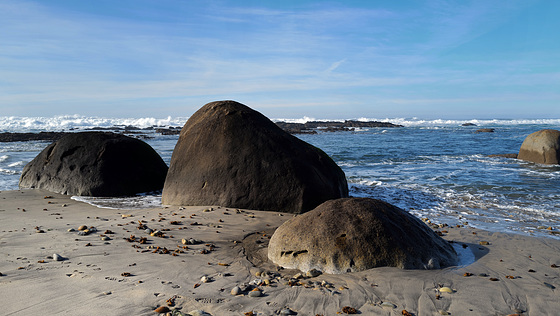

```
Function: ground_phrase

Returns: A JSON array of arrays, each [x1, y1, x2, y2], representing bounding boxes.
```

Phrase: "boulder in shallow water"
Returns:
[[268, 198, 457, 274], [19, 132, 168, 196], [162, 100, 348, 213], [518, 129, 560, 165]]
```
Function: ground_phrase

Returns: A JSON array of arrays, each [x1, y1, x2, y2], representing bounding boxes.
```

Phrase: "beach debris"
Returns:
[[53, 253, 64, 261], [551, 264, 559, 268], [489, 278, 499, 281], [479, 241, 490, 245], [341, 306, 358, 314], [439, 286, 454, 293], [439, 310, 450, 315], [187, 310, 210, 316], [121, 272, 132, 277], [154, 305, 170, 313], [463, 272, 473, 277], [231, 286, 241, 296], [401, 310, 413, 316]]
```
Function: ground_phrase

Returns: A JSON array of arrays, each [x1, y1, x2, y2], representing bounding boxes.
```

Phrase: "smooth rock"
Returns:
[[248, 289, 262, 297], [154, 306, 170, 313], [268, 198, 458, 274], [280, 308, 296, 315], [187, 310, 210, 316], [230, 286, 241, 295], [53, 253, 64, 261], [78, 225, 87, 231], [161, 100, 348, 213], [306, 269, 322, 277], [518, 129, 560, 165]]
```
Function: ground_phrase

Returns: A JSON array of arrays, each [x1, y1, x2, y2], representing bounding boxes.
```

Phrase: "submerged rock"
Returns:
[[162, 100, 348, 213], [268, 198, 458, 274]]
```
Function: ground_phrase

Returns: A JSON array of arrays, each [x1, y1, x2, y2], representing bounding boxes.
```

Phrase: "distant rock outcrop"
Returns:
[[276, 120, 403, 134], [268, 198, 457, 274], [162, 100, 349, 213], [476, 128, 495, 133], [518, 129, 560, 165], [19, 132, 168, 196]]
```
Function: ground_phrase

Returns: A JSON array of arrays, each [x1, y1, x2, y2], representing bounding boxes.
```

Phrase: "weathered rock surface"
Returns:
[[268, 198, 457, 274], [518, 129, 560, 165], [19, 132, 168, 196], [162, 100, 348, 213]]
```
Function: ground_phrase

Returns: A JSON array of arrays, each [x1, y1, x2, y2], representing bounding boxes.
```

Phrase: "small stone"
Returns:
[[101, 236, 111, 241], [341, 306, 358, 314], [439, 287, 454, 293], [293, 273, 304, 279], [200, 275, 211, 283], [544, 282, 556, 289], [78, 225, 87, 231], [306, 269, 322, 278], [231, 286, 241, 295], [479, 241, 490, 245], [380, 302, 397, 309], [188, 310, 210, 316], [248, 289, 262, 297], [103, 291, 112, 295], [439, 310, 450, 315], [280, 308, 296, 315], [67, 228, 75, 232], [53, 253, 64, 261]]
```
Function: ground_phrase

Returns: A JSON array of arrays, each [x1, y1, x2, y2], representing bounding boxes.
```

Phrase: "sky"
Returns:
[[0, 0, 559, 120]]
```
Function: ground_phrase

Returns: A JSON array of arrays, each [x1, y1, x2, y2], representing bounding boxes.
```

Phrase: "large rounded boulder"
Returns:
[[268, 198, 457, 274], [162, 100, 348, 213], [19, 132, 168, 196], [518, 129, 560, 165]]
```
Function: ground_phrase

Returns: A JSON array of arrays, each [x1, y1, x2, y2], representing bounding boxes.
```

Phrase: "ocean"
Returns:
[[1, 115, 560, 239]]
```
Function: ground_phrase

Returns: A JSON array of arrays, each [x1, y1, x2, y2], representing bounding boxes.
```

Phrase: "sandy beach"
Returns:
[[1, 189, 559, 315]]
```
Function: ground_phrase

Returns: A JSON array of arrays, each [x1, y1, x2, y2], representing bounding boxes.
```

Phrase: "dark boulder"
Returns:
[[476, 128, 495, 133], [518, 129, 560, 165], [268, 198, 458, 274], [162, 100, 348, 213], [19, 132, 168, 196]]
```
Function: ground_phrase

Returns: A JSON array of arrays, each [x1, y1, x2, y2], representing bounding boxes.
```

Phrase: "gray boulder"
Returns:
[[268, 198, 457, 274], [162, 100, 348, 213], [19, 132, 168, 196], [518, 129, 560, 165]]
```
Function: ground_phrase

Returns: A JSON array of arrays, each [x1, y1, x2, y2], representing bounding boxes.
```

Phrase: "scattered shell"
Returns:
[[381, 302, 397, 309], [231, 286, 241, 295], [53, 253, 64, 261], [154, 306, 170, 313], [439, 287, 454, 293], [248, 289, 262, 297]]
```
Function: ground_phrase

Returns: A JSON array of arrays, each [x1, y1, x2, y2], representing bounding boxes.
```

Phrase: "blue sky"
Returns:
[[1, 0, 559, 119]]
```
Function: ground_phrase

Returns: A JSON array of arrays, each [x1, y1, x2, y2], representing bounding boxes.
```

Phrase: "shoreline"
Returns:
[[1, 189, 559, 315]]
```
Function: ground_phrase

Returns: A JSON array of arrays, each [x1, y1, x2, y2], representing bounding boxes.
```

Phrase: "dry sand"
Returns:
[[1, 189, 559, 315]]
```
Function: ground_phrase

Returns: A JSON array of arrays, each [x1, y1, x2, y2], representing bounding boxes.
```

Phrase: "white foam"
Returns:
[[71, 195, 162, 209]]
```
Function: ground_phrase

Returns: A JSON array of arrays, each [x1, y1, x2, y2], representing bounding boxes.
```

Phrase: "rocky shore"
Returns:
[[275, 120, 403, 134]]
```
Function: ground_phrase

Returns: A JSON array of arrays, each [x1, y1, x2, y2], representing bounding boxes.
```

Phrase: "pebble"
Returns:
[[544, 282, 556, 289], [439, 287, 454, 293], [101, 236, 111, 241], [187, 310, 210, 316], [231, 286, 241, 295], [439, 310, 450, 315], [380, 302, 397, 309], [53, 253, 64, 261], [78, 225, 87, 231], [145, 228, 153, 234], [306, 269, 322, 278], [200, 275, 211, 283], [248, 289, 262, 297], [67, 228, 76, 232]]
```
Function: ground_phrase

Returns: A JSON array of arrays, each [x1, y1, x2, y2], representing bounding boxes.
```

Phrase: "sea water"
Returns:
[[1, 115, 560, 239]]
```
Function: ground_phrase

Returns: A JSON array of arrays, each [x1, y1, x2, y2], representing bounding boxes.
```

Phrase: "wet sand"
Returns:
[[1, 189, 559, 315]]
